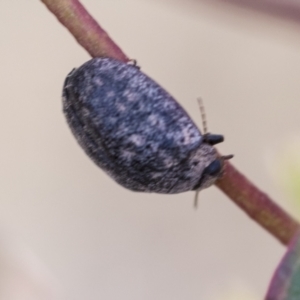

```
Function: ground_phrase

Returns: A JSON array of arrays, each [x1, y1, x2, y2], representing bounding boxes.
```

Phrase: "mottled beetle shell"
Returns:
[[63, 58, 219, 193]]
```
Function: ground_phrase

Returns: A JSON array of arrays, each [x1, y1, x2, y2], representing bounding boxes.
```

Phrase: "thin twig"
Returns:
[[41, 0, 128, 61], [40, 0, 300, 245], [216, 161, 300, 245], [221, 0, 300, 22]]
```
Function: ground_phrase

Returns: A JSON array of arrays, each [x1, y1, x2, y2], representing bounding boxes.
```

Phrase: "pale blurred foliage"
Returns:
[[266, 136, 300, 215], [0, 229, 59, 300], [209, 281, 258, 300]]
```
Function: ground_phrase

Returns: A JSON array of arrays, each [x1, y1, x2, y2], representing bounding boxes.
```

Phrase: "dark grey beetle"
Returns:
[[63, 57, 232, 194]]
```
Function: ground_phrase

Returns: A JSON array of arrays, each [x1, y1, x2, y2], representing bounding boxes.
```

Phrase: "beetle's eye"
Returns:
[[204, 134, 224, 146], [203, 159, 222, 176], [192, 159, 223, 191]]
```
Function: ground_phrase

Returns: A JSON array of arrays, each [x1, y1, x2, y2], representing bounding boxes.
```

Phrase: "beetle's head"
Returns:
[[193, 133, 233, 191]]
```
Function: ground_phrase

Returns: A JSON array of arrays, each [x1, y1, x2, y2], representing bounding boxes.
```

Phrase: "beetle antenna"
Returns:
[[194, 189, 200, 209], [197, 97, 208, 134], [194, 98, 208, 209]]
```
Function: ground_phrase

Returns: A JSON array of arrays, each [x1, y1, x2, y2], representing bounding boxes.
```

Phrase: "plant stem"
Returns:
[[41, 0, 128, 61], [40, 0, 300, 246], [216, 161, 300, 245], [224, 0, 300, 21]]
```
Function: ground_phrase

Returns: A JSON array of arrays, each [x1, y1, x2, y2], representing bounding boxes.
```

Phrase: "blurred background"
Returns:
[[1, 0, 300, 299]]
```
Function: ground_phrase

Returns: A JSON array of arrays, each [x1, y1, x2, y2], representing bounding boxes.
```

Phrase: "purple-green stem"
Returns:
[[216, 161, 299, 245], [40, 0, 128, 61], [41, 0, 300, 246]]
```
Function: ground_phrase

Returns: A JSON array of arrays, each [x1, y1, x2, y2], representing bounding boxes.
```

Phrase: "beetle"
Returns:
[[62, 57, 232, 195]]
